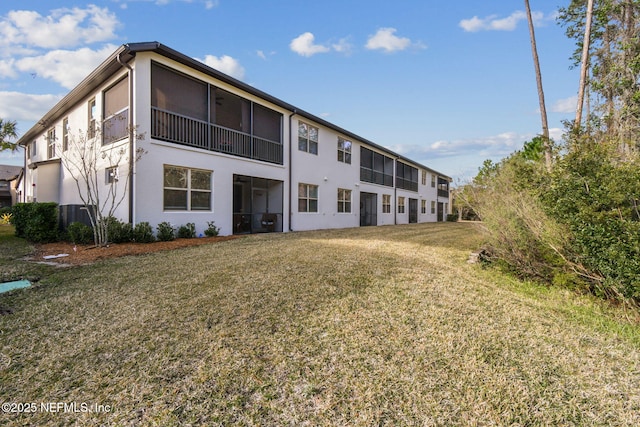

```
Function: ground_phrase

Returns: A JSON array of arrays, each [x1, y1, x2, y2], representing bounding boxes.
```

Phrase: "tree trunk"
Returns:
[[524, 0, 552, 170], [575, 0, 594, 131]]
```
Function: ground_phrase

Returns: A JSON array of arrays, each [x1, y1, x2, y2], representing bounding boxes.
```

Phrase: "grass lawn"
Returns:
[[1, 222, 639, 426]]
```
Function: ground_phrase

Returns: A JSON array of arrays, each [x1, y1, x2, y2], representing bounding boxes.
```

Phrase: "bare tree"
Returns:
[[575, 0, 595, 130], [524, 0, 552, 170], [60, 121, 144, 246]]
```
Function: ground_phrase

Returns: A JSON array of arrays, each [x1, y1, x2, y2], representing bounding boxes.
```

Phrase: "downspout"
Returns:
[[288, 109, 297, 232], [22, 146, 26, 203], [394, 156, 398, 225], [117, 50, 134, 225]]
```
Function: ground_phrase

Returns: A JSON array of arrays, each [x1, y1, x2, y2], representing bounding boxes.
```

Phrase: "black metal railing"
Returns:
[[151, 108, 283, 165]]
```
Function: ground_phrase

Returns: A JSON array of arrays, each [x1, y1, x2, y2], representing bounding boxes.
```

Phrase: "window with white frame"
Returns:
[[431, 200, 436, 214], [62, 117, 69, 151], [88, 98, 96, 139], [103, 76, 129, 144], [421, 169, 427, 186], [337, 188, 352, 213], [382, 194, 391, 213], [28, 141, 36, 158], [298, 122, 318, 155], [337, 137, 352, 164], [47, 128, 56, 159], [163, 165, 212, 211], [431, 174, 436, 188], [421, 199, 427, 214], [298, 183, 318, 212], [398, 196, 405, 214], [105, 166, 119, 184]]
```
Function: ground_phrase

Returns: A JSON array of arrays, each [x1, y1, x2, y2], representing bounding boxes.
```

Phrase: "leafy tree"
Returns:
[[559, 0, 640, 146], [0, 118, 18, 152]]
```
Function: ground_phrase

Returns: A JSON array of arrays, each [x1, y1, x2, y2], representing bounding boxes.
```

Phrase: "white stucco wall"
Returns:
[[21, 48, 451, 237]]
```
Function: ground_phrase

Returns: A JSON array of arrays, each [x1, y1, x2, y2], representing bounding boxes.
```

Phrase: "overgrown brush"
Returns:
[[459, 138, 640, 305]]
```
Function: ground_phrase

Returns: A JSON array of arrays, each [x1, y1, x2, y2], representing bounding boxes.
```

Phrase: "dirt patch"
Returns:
[[30, 235, 242, 265]]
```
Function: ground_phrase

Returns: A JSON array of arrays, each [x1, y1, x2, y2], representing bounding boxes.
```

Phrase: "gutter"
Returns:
[[288, 110, 297, 232], [117, 49, 134, 225]]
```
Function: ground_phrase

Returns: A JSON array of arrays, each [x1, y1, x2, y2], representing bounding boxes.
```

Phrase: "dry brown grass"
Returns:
[[1, 222, 640, 426]]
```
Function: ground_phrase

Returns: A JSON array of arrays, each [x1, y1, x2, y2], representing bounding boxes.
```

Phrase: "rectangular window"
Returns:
[[337, 188, 352, 213], [421, 199, 426, 214], [431, 174, 436, 188], [105, 166, 119, 184], [103, 76, 129, 144], [47, 128, 56, 158], [88, 98, 96, 139], [360, 147, 394, 187], [28, 141, 36, 158], [382, 194, 391, 213], [298, 183, 318, 212], [337, 137, 352, 164], [421, 170, 427, 186], [163, 165, 212, 211], [431, 201, 436, 214], [398, 197, 405, 214], [298, 122, 318, 155], [47, 128, 56, 159], [62, 117, 69, 151]]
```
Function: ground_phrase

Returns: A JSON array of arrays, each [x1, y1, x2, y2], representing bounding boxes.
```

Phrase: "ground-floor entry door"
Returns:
[[233, 175, 283, 234], [409, 198, 418, 223], [360, 192, 377, 226], [437, 202, 444, 222]]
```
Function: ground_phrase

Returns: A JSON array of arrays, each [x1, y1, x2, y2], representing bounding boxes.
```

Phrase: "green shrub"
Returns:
[[10, 203, 29, 237], [156, 221, 175, 242], [133, 222, 155, 243], [204, 220, 220, 237], [67, 222, 93, 244], [177, 222, 196, 239], [541, 140, 640, 300], [446, 213, 459, 222], [11, 202, 59, 242], [102, 216, 133, 243]]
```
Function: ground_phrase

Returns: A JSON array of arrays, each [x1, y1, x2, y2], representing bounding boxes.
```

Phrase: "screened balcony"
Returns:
[[151, 62, 283, 165]]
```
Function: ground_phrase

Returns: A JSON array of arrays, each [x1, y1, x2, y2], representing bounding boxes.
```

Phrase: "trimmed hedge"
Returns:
[[11, 202, 59, 243]]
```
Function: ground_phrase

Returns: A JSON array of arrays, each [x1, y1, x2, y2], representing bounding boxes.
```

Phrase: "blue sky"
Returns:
[[0, 0, 579, 182]]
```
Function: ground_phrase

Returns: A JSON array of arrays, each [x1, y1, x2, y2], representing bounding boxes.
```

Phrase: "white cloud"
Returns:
[[0, 5, 120, 52], [113, 0, 219, 8], [15, 45, 118, 89], [290, 32, 331, 57], [332, 37, 353, 55], [365, 28, 413, 53], [459, 10, 546, 32], [200, 55, 246, 80], [387, 128, 564, 162], [552, 96, 577, 113], [0, 91, 62, 121]]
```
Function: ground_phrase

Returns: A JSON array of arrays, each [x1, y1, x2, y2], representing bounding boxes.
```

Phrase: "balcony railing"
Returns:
[[396, 177, 418, 192], [152, 107, 283, 165]]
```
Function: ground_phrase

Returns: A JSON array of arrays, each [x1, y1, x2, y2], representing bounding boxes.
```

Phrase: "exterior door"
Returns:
[[408, 198, 418, 223], [437, 202, 444, 222], [360, 192, 377, 226]]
